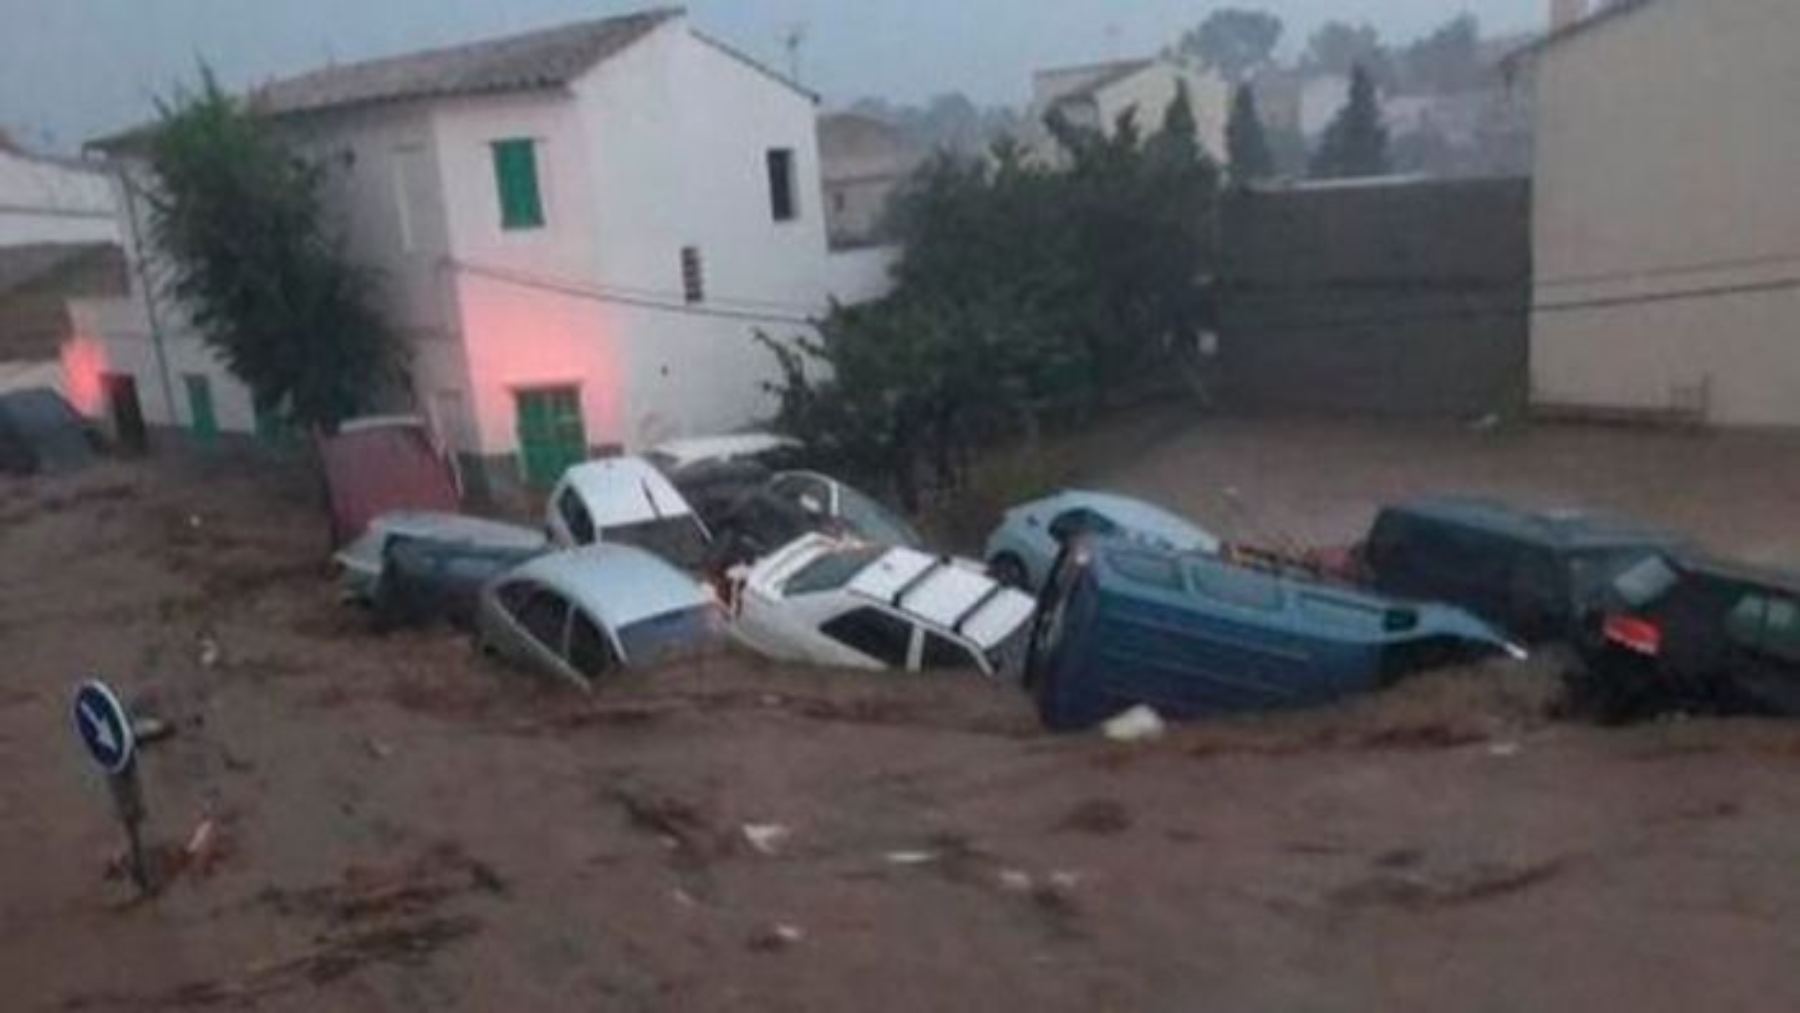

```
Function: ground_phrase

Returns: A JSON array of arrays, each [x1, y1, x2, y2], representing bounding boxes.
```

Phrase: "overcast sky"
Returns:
[[1, 0, 1542, 151]]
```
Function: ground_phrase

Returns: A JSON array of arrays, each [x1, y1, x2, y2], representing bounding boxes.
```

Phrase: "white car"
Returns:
[[984, 490, 1222, 592], [546, 456, 713, 572], [730, 534, 1037, 678]]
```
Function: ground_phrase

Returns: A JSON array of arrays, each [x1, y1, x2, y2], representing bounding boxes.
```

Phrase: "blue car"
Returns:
[[1026, 538, 1525, 731], [984, 490, 1222, 593]]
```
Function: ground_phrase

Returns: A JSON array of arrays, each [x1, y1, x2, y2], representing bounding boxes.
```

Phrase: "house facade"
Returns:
[[817, 112, 920, 249], [1524, 0, 1800, 426], [74, 10, 843, 488], [1026, 58, 1229, 166], [0, 140, 119, 247]]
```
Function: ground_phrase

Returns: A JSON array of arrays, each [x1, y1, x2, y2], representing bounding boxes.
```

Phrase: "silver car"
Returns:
[[983, 490, 1222, 592], [476, 545, 723, 690]]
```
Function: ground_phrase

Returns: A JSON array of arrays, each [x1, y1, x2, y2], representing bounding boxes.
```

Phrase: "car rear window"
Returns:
[[838, 485, 923, 548], [1612, 556, 1679, 609], [784, 545, 886, 596], [1106, 548, 1185, 592]]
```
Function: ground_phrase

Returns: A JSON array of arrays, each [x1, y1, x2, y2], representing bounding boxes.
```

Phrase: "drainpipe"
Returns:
[[113, 163, 179, 431]]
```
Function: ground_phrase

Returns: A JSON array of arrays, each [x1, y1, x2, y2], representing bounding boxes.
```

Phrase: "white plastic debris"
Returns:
[[1102, 705, 1166, 743], [884, 850, 939, 866], [749, 922, 805, 951], [997, 869, 1035, 894], [742, 823, 792, 856], [197, 635, 221, 669], [1488, 741, 1522, 759], [1047, 870, 1082, 891]]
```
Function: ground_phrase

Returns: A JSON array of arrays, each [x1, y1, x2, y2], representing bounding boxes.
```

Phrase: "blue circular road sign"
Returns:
[[73, 680, 135, 775]]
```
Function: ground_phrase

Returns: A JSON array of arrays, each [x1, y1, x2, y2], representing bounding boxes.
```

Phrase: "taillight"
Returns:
[[1603, 614, 1662, 657]]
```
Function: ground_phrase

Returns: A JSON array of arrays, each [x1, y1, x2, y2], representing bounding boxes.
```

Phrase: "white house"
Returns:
[[75, 9, 845, 490], [0, 139, 119, 248], [817, 112, 921, 249], [1025, 57, 1230, 166], [1518, 0, 1800, 426]]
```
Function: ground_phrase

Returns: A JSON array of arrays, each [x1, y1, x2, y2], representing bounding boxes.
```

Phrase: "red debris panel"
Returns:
[[318, 419, 459, 545]]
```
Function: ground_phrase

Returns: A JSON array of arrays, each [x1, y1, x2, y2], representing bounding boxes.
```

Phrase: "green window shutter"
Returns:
[[184, 374, 218, 443], [492, 139, 545, 230]]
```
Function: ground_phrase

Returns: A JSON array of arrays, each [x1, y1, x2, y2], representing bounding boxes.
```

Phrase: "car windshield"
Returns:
[[837, 485, 923, 547], [604, 517, 711, 572], [783, 544, 886, 596], [1612, 556, 1680, 609]]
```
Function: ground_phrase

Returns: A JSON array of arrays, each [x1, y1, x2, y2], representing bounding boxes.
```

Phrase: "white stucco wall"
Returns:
[[824, 245, 900, 306], [1530, 0, 1800, 426], [1093, 63, 1230, 164], [0, 148, 119, 246]]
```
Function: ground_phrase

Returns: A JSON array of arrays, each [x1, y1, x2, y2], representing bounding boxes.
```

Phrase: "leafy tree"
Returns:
[[1398, 14, 1483, 94], [1226, 84, 1276, 185], [143, 69, 403, 431], [1309, 65, 1391, 179], [1178, 8, 1284, 82], [760, 89, 1219, 506], [1304, 21, 1392, 83]]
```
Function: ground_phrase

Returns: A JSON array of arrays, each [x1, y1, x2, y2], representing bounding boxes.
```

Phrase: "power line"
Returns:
[[446, 259, 822, 327]]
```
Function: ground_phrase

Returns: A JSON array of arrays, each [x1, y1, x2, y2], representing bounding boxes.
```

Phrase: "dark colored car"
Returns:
[[1570, 553, 1800, 721], [711, 471, 925, 570], [1026, 537, 1524, 732], [1358, 497, 1683, 643], [370, 534, 545, 633]]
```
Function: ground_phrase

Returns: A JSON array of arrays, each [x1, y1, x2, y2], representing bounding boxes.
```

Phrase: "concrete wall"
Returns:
[[0, 148, 118, 246], [1093, 63, 1230, 162], [818, 113, 918, 247], [823, 244, 901, 306], [1530, 0, 1800, 426], [1220, 177, 1531, 418]]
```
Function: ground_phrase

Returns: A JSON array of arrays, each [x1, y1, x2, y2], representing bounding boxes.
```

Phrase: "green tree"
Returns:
[[143, 68, 403, 432], [760, 88, 1219, 506], [1226, 84, 1276, 185], [1177, 8, 1284, 82], [1309, 65, 1391, 179], [1304, 21, 1392, 84]]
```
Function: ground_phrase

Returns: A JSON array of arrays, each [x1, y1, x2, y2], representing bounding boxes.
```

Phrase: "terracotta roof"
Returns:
[[249, 8, 681, 117]]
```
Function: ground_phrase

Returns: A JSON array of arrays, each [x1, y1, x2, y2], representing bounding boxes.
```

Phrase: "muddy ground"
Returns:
[[4, 418, 1800, 1012]]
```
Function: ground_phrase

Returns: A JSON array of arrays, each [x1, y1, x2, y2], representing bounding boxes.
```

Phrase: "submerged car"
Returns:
[[1027, 538, 1525, 731], [1570, 552, 1800, 721], [546, 456, 713, 572], [370, 534, 546, 633], [336, 511, 547, 600], [476, 545, 723, 690], [712, 471, 926, 569], [1355, 496, 1683, 643], [730, 534, 1036, 677], [984, 490, 1222, 592]]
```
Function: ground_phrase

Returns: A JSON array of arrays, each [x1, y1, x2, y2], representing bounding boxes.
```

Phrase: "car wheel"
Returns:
[[989, 553, 1030, 591]]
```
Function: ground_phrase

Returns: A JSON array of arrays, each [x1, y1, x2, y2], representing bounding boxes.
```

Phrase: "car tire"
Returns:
[[989, 553, 1030, 591]]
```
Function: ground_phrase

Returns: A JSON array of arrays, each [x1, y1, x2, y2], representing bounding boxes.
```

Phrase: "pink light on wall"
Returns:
[[60, 334, 111, 417]]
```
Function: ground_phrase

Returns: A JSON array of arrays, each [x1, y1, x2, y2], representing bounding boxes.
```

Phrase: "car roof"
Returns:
[[649, 433, 798, 469], [1381, 496, 1678, 552], [506, 544, 710, 628], [562, 456, 696, 527], [846, 545, 1036, 649], [1040, 490, 1221, 551]]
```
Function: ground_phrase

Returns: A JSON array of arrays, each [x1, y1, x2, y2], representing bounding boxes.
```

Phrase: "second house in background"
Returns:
[[76, 9, 872, 497], [1025, 55, 1230, 165]]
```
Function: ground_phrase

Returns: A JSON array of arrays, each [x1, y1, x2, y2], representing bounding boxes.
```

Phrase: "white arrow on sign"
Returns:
[[78, 700, 117, 754]]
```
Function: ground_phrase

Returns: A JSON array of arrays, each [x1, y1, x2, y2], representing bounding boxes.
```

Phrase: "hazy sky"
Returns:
[[1, 0, 1542, 151]]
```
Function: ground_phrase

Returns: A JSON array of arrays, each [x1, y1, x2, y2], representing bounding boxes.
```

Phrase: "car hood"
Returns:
[[336, 511, 547, 576]]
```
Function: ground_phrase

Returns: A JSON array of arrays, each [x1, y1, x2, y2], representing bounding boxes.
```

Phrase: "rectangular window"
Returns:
[[681, 246, 704, 304], [183, 374, 217, 443], [766, 148, 797, 222], [392, 144, 427, 251], [491, 138, 545, 231]]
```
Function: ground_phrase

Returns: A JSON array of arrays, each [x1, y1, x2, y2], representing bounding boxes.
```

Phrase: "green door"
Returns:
[[516, 387, 587, 489], [184, 374, 218, 443]]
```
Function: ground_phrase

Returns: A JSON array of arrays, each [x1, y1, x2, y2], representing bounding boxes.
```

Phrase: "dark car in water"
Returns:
[[1026, 537, 1524, 732], [710, 471, 925, 570], [1570, 552, 1800, 721], [1356, 497, 1684, 643]]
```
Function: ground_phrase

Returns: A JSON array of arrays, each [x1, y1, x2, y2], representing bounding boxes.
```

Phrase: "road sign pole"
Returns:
[[107, 758, 148, 893]]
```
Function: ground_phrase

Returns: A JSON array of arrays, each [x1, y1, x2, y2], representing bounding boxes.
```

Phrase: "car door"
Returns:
[[492, 581, 575, 682], [566, 608, 620, 681], [1725, 594, 1800, 714]]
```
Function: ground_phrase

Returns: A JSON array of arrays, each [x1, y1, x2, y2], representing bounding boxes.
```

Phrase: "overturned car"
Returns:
[[1027, 537, 1526, 731]]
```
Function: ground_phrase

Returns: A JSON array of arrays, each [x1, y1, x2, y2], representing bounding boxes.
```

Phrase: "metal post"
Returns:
[[107, 759, 149, 893]]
